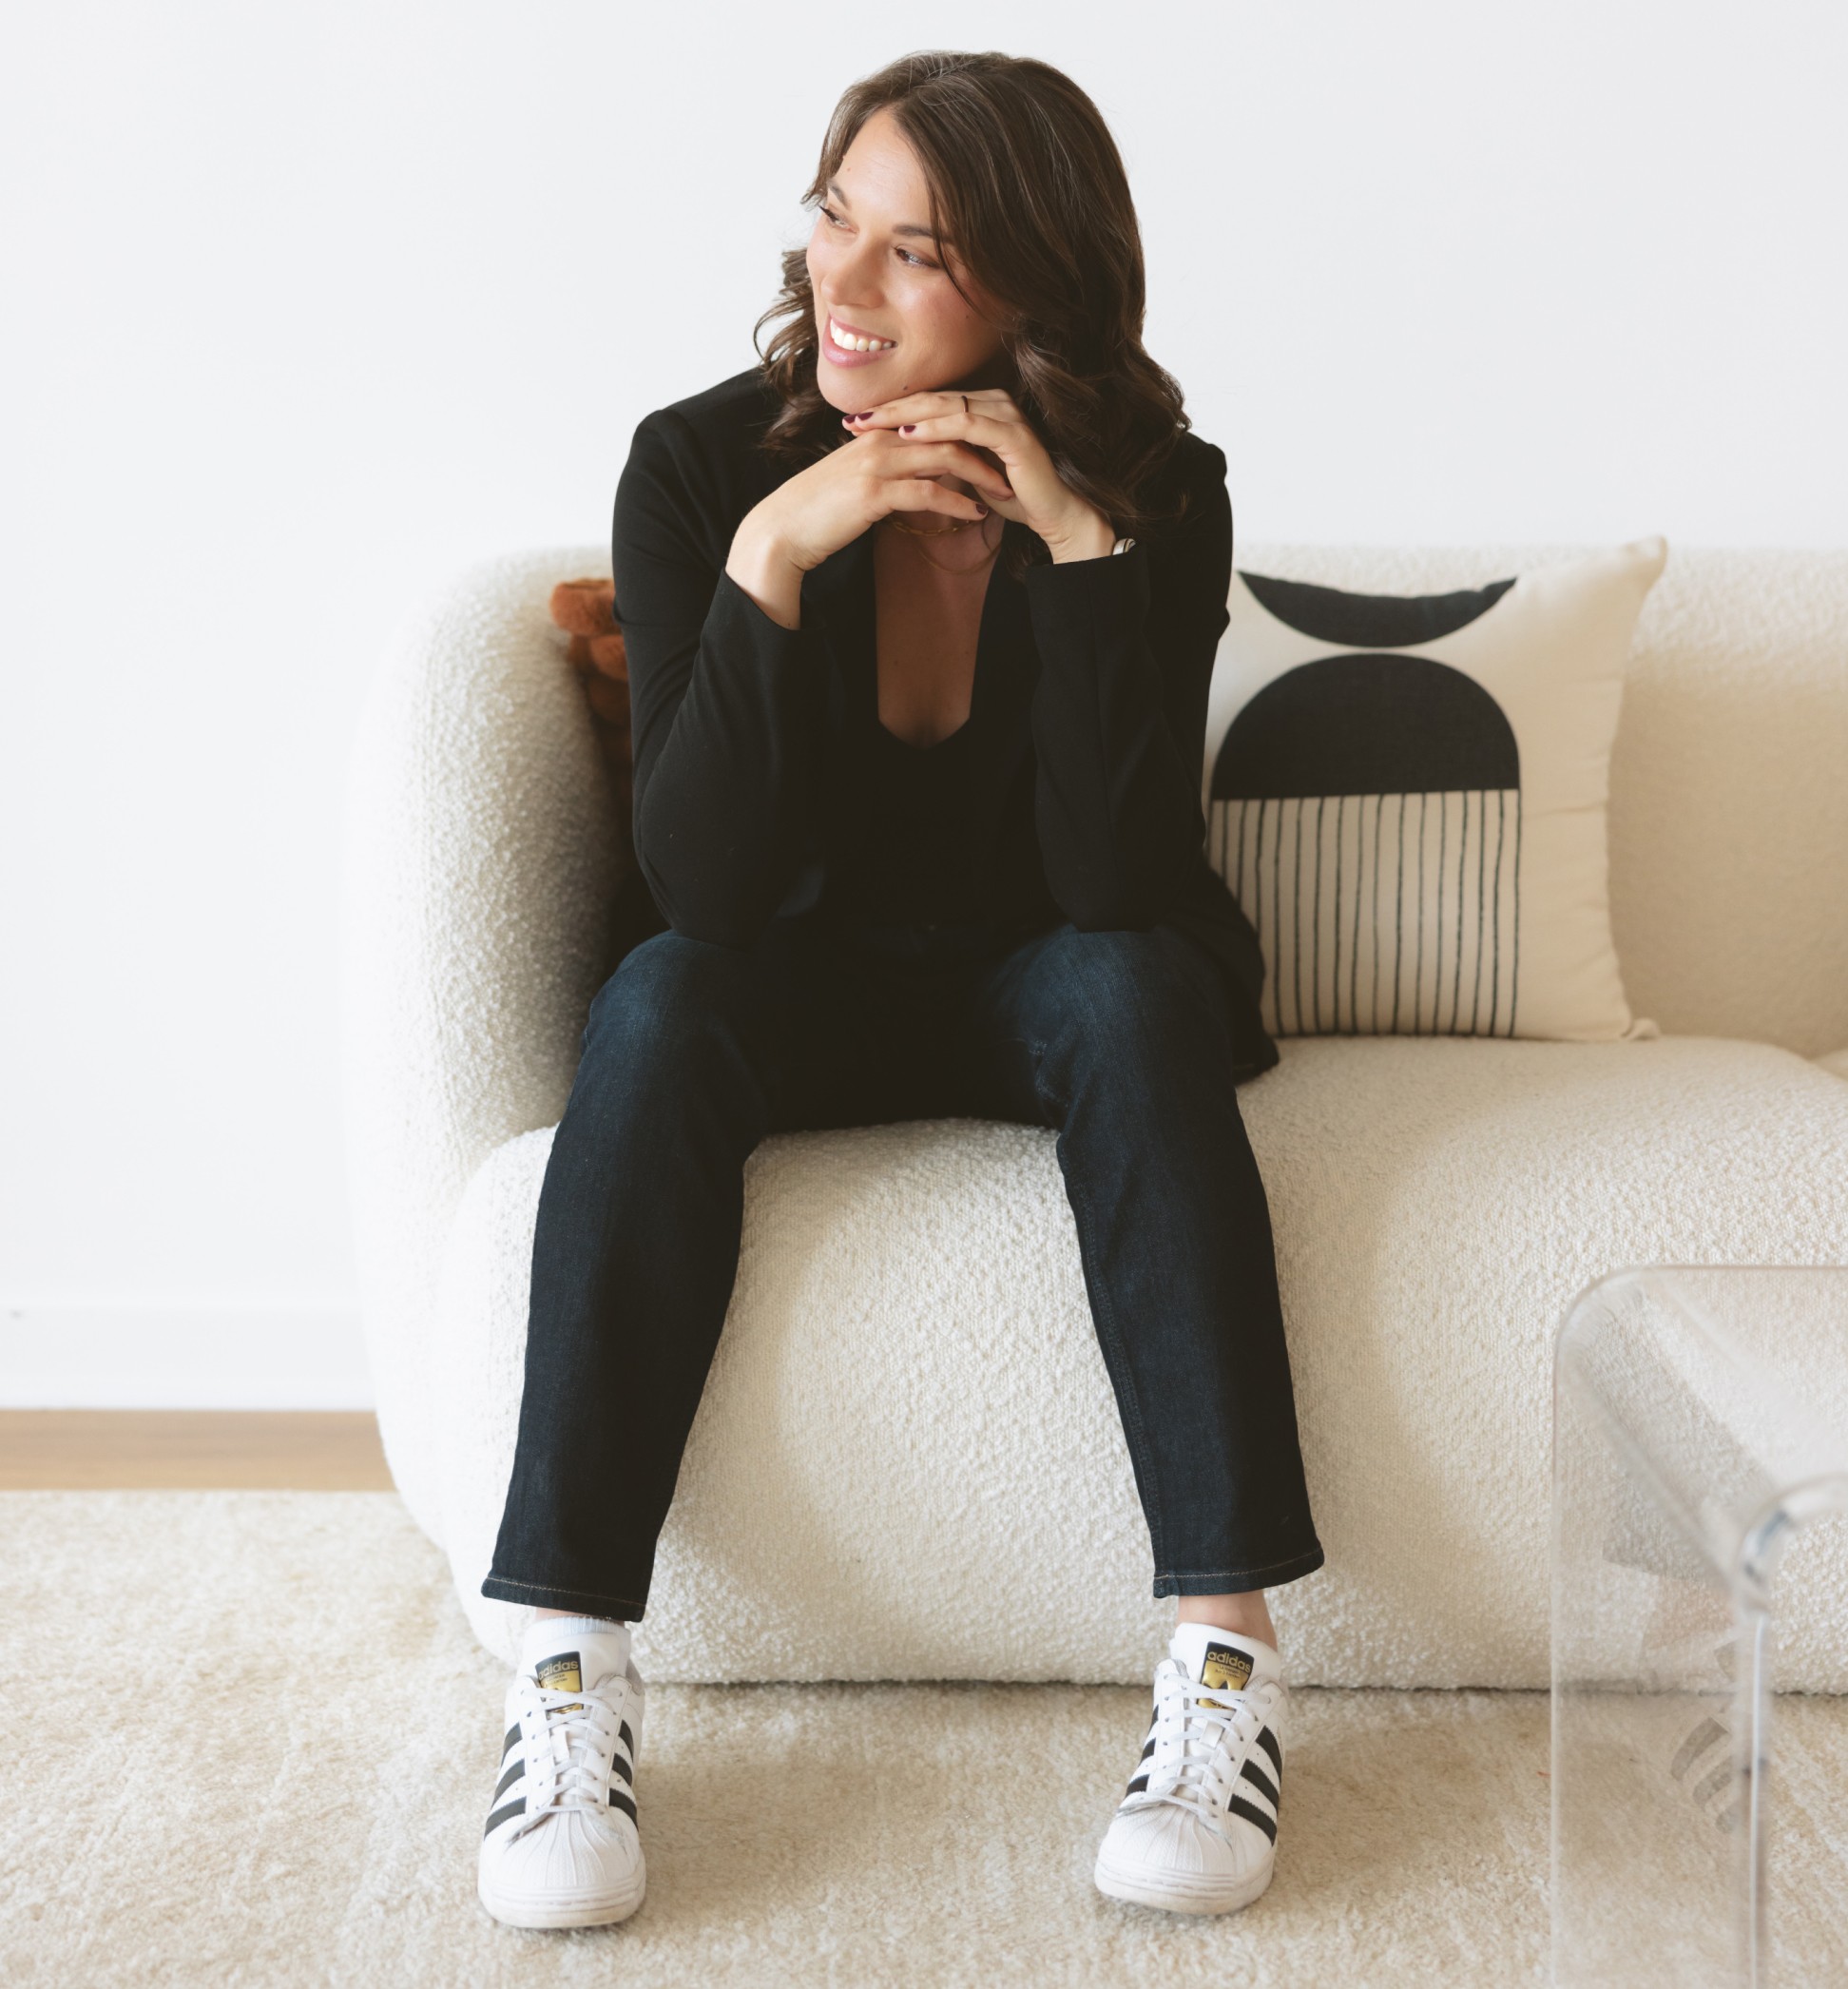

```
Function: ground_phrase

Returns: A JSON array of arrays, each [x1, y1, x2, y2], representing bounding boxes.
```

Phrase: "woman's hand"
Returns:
[[844, 389, 1116, 562], [725, 385, 1115, 628], [742, 417, 1016, 580], [730, 418, 1009, 626]]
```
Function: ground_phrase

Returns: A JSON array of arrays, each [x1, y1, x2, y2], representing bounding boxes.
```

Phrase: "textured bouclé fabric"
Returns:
[[341, 543, 1848, 1687]]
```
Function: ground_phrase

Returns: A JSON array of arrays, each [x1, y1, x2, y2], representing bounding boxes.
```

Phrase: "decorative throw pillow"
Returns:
[[1201, 538, 1667, 1044], [549, 576, 636, 860]]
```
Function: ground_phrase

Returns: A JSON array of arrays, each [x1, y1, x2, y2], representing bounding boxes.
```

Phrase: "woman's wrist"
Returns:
[[726, 511, 808, 630], [1043, 508, 1118, 564]]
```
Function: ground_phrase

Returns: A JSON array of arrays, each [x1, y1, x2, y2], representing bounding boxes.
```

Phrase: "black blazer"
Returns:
[[608, 366, 1280, 1083]]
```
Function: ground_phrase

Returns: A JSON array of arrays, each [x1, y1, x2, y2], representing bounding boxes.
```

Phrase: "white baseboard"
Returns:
[[0, 1303, 374, 1410]]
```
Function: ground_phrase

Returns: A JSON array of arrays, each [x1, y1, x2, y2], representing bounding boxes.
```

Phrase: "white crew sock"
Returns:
[[519, 1613, 631, 1690]]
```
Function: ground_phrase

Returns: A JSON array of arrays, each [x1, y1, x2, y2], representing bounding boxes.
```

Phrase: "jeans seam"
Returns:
[[1155, 1544, 1327, 1585], [482, 1574, 648, 1616], [1016, 1030, 1171, 1576]]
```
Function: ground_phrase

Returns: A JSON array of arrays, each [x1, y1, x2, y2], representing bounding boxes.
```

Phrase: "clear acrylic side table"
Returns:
[[1551, 1265, 1848, 1987]]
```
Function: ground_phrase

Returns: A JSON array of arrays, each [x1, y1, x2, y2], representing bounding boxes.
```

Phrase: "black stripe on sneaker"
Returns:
[[501, 1723, 522, 1761], [1254, 1724, 1282, 1777], [1228, 1792, 1278, 1844], [484, 1798, 526, 1837], [1138, 1738, 1155, 1764], [609, 1787, 638, 1825], [1125, 1773, 1149, 1796], [1240, 1757, 1280, 1810], [492, 1760, 525, 1805], [611, 1749, 633, 1786], [619, 1719, 635, 1757]]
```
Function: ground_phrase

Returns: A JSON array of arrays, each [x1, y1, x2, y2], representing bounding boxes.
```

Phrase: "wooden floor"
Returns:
[[0, 1411, 395, 1490]]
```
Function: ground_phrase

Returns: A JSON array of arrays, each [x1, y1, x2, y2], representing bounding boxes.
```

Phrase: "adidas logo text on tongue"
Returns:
[[534, 1651, 584, 1709], [1200, 1643, 1254, 1692]]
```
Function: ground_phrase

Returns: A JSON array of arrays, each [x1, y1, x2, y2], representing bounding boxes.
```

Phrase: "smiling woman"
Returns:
[[471, 48, 1325, 1938], [751, 57, 1203, 590]]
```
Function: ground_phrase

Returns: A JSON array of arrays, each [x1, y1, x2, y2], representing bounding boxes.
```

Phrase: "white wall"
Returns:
[[4, 3, 1844, 1407]]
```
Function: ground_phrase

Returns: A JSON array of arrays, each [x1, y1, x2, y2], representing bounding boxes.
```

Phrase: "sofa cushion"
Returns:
[[433, 1033, 1848, 1690]]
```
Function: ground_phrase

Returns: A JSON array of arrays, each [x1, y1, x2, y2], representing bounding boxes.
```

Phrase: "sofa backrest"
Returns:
[[1238, 544, 1848, 1059]]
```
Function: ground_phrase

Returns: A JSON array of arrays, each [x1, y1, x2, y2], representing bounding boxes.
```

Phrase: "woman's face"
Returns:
[[806, 106, 1009, 414]]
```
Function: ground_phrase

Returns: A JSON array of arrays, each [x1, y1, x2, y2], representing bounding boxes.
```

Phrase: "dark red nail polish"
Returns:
[[900, 424, 915, 434]]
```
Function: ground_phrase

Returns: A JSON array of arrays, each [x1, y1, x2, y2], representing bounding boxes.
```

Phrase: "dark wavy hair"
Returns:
[[751, 49, 1199, 584]]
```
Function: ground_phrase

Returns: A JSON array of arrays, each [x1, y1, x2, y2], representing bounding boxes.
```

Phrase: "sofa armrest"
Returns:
[[337, 545, 628, 1540]]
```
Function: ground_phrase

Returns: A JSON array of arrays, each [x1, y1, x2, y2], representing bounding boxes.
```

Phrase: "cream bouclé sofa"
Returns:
[[338, 543, 1848, 1690]]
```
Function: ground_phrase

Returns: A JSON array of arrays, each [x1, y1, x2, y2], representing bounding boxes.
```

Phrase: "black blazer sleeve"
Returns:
[[612, 408, 830, 949], [1019, 441, 1234, 929]]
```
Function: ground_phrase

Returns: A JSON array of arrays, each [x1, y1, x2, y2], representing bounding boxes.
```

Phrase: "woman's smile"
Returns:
[[820, 312, 900, 367]]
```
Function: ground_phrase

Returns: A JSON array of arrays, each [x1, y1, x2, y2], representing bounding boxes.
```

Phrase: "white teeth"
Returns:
[[831, 319, 895, 353]]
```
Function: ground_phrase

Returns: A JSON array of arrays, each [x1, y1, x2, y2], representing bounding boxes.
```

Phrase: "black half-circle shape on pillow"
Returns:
[[1241, 571, 1516, 648], [1212, 653, 1520, 800]]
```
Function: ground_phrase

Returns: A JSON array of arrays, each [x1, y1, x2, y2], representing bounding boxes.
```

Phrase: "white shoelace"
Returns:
[[508, 1678, 626, 1838], [1133, 1659, 1275, 1835]]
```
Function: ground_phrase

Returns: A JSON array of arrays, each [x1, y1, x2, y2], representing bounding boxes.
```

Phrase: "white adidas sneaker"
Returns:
[[1093, 1623, 1288, 1916], [477, 1615, 646, 1930]]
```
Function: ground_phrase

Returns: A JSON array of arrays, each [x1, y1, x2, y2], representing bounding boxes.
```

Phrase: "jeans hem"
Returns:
[[1151, 1540, 1327, 1596], [481, 1574, 649, 1622]]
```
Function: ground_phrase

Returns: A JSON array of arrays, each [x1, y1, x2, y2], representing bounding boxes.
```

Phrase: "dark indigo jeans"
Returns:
[[484, 910, 1325, 1622]]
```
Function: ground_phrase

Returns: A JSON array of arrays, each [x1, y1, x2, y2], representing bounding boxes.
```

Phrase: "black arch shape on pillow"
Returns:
[[1241, 570, 1516, 648], [1212, 652, 1519, 799]]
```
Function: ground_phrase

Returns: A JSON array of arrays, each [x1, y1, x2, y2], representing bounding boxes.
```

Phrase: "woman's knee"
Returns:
[[1035, 925, 1232, 1074], [583, 925, 784, 1072]]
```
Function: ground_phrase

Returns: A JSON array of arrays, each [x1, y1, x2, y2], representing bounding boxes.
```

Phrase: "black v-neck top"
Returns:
[[608, 365, 1280, 1082], [841, 688, 985, 927]]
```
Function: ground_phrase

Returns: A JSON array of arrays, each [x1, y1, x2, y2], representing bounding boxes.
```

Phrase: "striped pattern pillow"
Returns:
[[1201, 539, 1666, 1044]]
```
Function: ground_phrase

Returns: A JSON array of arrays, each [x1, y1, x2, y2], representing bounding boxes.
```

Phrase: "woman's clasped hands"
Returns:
[[842, 389, 1113, 561], [740, 386, 1116, 604]]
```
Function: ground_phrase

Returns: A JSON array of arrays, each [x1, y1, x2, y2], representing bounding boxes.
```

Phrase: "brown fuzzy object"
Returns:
[[549, 578, 634, 849]]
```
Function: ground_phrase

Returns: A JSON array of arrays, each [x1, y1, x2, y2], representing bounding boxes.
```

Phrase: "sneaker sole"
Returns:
[[476, 1864, 646, 1930], [1092, 1849, 1275, 1917]]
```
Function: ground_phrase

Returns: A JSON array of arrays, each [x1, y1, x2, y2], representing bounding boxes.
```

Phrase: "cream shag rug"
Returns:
[[4, 1493, 1845, 1987]]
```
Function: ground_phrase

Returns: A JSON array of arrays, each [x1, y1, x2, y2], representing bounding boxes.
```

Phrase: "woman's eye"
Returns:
[[818, 203, 936, 270]]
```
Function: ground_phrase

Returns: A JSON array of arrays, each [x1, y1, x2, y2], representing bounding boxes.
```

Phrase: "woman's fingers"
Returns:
[[844, 408, 1019, 457], [864, 436, 1013, 503], [844, 389, 1029, 431], [895, 422, 1019, 497], [886, 475, 988, 520], [846, 409, 1024, 500]]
